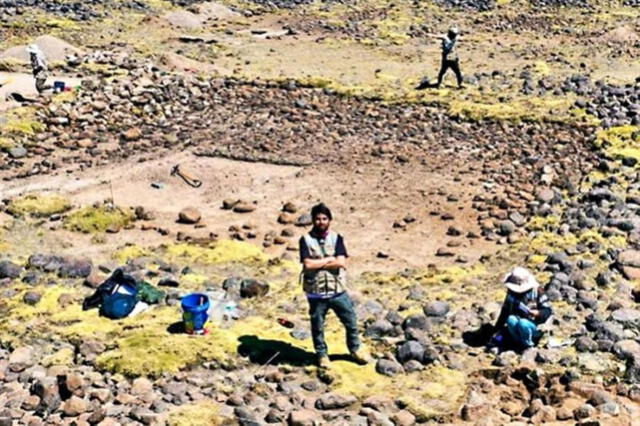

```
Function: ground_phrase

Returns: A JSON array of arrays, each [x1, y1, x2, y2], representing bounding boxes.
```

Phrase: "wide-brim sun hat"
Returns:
[[503, 266, 539, 293], [26, 44, 40, 54], [448, 26, 459, 35]]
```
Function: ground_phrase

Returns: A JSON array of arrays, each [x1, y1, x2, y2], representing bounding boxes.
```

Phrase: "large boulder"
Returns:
[[0, 35, 83, 64]]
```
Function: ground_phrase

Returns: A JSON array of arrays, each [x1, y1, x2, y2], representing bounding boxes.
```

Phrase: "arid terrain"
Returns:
[[0, 0, 639, 424]]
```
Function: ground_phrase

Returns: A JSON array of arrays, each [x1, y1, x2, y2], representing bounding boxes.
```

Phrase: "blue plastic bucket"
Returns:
[[53, 81, 65, 93], [181, 293, 210, 334]]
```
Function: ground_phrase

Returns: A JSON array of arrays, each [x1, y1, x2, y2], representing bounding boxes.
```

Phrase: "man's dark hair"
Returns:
[[311, 203, 333, 221]]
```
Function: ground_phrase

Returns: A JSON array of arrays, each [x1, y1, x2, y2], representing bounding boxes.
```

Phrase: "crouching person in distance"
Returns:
[[489, 267, 552, 350], [299, 203, 370, 370]]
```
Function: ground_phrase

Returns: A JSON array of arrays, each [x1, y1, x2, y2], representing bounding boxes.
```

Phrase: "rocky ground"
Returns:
[[1, 0, 640, 425]]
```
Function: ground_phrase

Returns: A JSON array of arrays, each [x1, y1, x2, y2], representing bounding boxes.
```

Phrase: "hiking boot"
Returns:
[[318, 366, 334, 384], [318, 356, 331, 369], [350, 349, 371, 365], [415, 78, 432, 90]]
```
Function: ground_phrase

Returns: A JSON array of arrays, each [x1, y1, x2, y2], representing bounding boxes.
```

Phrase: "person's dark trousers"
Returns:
[[308, 292, 360, 358], [436, 59, 463, 88]]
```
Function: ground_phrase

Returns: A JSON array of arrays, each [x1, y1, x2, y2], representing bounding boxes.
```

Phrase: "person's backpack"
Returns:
[[100, 287, 138, 319], [83, 269, 139, 318]]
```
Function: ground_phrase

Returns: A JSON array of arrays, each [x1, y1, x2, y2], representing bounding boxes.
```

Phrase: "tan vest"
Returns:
[[302, 231, 347, 295]]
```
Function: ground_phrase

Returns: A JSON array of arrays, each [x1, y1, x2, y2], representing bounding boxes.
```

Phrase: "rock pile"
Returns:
[[519, 72, 640, 128], [0, 0, 148, 21]]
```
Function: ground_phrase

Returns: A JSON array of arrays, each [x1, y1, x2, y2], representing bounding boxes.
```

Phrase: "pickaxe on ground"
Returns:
[[170, 164, 202, 188]]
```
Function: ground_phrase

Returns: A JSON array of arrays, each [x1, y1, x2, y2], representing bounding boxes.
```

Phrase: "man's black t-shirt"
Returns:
[[299, 233, 348, 263]]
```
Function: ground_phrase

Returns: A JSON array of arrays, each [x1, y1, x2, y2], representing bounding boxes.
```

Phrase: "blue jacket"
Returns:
[[494, 288, 552, 330]]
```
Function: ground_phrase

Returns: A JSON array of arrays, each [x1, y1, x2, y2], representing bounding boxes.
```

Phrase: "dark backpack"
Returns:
[[83, 269, 139, 318], [100, 289, 138, 319]]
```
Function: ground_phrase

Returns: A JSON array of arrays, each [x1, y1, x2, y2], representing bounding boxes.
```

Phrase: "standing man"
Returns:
[[299, 203, 369, 370], [416, 27, 464, 90], [26, 44, 49, 94]]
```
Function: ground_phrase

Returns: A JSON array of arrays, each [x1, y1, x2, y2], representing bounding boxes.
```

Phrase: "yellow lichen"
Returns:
[[7, 194, 72, 218], [64, 206, 134, 233]]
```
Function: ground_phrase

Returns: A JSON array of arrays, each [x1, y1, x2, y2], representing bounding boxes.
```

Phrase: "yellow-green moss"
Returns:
[[526, 215, 561, 232], [395, 366, 466, 421], [0, 137, 15, 152], [7, 194, 72, 218], [168, 401, 221, 426], [2, 107, 45, 135], [0, 59, 22, 72], [51, 91, 77, 104], [113, 245, 151, 264], [79, 62, 128, 76], [532, 61, 551, 76], [64, 206, 134, 233], [448, 96, 575, 123], [596, 125, 640, 161], [45, 18, 81, 30], [41, 348, 75, 367], [164, 240, 268, 265]]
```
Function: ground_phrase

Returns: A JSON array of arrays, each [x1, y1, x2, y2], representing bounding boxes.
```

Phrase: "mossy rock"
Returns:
[[64, 206, 134, 233], [0, 137, 16, 152], [7, 194, 72, 218]]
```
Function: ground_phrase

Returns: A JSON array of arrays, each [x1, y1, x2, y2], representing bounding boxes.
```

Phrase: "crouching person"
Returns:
[[489, 267, 552, 350], [299, 203, 369, 371]]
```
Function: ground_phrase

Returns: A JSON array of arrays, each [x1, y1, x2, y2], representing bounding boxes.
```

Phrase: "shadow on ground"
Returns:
[[237, 335, 317, 366], [462, 323, 494, 347]]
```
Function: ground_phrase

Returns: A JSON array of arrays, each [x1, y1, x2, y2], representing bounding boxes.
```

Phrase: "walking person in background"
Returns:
[[27, 44, 50, 94], [299, 203, 370, 373], [416, 26, 464, 90]]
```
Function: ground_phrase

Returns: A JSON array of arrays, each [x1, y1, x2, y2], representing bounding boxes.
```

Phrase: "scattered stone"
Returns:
[[423, 301, 450, 317], [375, 359, 403, 376], [222, 199, 240, 210], [315, 393, 357, 410], [295, 214, 312, 227], [63, 396, 88, 416], [233, 202, 256, 213], [240, 279, 269, 298], [0, 260, 22, 279], [23, 291, 42, 305], [178, 207, 201, 224], [282, 202, 298, 213], [288, 410, 316, 426]]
